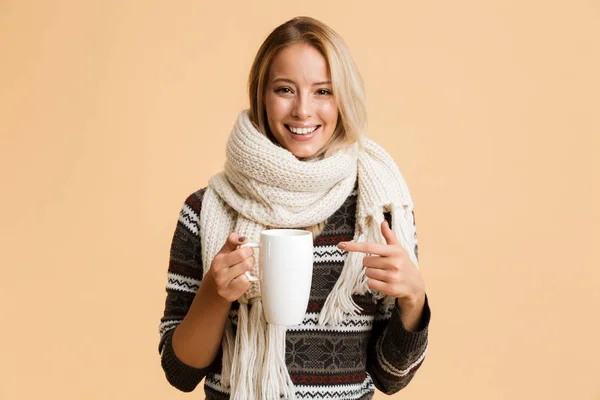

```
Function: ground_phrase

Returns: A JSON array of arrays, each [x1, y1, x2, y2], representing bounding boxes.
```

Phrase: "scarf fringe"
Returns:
[[221, 301, 293, 399], [249, 300, 267, 399], [318, 232, 365, 326], [263, 324, 295, 399]]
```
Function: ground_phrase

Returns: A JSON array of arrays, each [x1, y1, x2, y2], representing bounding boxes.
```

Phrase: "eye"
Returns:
[[275, 87, 293, 94], [316, 89, 332, 96]]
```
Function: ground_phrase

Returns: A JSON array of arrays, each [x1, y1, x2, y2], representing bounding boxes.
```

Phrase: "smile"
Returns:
[[285, 125, 320, 135]]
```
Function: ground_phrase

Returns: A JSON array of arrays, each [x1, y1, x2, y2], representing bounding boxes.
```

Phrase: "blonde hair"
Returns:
[[248, 16, 367, 160]]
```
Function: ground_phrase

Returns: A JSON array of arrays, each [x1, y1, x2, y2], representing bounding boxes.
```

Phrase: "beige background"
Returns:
[[1, 0, 599, 399]]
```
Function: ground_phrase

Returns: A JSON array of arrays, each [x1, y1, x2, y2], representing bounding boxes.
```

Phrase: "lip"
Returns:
[[286, 124, 320, 129], [284, 124, 321, 141]]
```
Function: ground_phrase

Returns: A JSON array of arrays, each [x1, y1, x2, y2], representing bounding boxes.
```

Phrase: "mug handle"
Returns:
[[239, 242, 260, 281]]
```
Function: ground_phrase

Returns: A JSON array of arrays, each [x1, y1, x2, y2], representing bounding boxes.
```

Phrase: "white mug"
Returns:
[[240, 229, 313, 326]]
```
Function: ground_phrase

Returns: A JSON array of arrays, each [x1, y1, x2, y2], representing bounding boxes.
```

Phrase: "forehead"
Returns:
[[268, 43, 331, 81]]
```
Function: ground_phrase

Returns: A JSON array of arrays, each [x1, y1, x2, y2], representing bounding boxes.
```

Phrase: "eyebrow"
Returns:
[[272, 78, 332, 86]]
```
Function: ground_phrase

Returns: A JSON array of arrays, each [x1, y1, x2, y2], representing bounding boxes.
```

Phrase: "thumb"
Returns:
[[381, 220, 399, 245], [219, 232, 247, 254]]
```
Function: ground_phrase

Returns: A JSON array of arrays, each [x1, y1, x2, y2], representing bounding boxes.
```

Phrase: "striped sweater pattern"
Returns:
[[159, 188, 430, 399]]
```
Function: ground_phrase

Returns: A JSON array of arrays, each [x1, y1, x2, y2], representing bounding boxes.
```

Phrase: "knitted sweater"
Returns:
[[158, 188, 430, 399]]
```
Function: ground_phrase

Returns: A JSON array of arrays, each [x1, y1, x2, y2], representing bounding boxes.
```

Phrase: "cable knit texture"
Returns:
[[199, 110, 419, 399]]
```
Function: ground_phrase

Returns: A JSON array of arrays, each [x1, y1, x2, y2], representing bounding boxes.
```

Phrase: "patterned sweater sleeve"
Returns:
[[158, 189, 211, 392], [365, 211, 431, 395]]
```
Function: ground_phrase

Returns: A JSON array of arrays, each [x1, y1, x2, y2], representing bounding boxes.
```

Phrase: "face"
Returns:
[[264, 43, 339, 159]]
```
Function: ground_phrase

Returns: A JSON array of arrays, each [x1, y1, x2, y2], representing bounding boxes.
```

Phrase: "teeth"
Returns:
[[288, 125, 318, 135]]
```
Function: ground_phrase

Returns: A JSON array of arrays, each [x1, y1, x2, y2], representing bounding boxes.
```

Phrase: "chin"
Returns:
[[288, 146, 319, 159]]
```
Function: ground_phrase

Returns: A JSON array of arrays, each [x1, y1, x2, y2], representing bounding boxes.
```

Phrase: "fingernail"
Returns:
[[238, 236, 247, 243], [338, 243, 346, 249]]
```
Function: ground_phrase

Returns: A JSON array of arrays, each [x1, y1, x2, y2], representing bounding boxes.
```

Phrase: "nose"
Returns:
[[292, 93, 312, 119]]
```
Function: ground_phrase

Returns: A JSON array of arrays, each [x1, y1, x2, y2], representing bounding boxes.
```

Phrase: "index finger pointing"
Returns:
[[337, 241, 395, 257]]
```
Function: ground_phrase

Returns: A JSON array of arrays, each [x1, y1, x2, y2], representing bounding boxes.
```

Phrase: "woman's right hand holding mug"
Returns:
[[208, 233, 255, 302]]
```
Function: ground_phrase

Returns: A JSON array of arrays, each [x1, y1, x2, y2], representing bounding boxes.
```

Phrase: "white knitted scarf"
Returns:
[[199, 110, 418, 399]]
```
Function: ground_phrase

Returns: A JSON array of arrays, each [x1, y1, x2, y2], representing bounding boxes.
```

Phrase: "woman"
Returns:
[[159, 16, 430, 400]]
